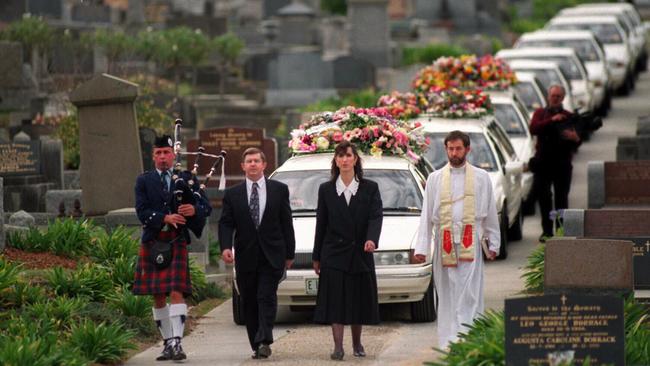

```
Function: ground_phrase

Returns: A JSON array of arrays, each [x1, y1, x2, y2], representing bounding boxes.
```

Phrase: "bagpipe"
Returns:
[[170, 118, 227, 213]]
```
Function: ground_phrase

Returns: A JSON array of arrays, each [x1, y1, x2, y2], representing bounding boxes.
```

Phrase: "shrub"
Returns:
[[402, 44, 470, 66], [521, 244, 545, 294], [0, 335, 87, 366], [7, 228, 49, 252], [55, 111, 80, 169], [46, 218, 95, 258], [22, 297, 87, 330], [90, 226, 139, 263], [47, 264, 114, 302], [301, 88, 384, 112], [108, 287, 152, 318], [625, 298, 650, 365], [68, 320, 136, 364], [105, 255, 136, 288], [3, 282, 47, 308], [0, 259, 21, 293]]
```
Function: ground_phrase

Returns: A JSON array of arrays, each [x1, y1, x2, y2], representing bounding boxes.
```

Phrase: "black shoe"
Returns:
[[156, 340, 174, 361], [171, 340, 187, 361], [257, 343, 272, 358], [330, 349, 345, 361], [353, 345, 366, 357]]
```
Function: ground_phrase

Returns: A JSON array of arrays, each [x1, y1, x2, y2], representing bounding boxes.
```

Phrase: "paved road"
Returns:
[[126, 70, 649, 366]]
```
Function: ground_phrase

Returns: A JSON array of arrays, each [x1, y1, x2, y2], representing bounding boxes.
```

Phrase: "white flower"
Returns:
[[316, 136, 330, 150]]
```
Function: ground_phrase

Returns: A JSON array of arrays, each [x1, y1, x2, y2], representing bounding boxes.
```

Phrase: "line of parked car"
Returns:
[[231, 2, 649, 324]]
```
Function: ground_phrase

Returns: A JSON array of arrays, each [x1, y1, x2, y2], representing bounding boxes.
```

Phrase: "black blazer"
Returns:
[[313, 179, 383, 273], [218, 179, 296, 272], [135, 170, 211, 243]]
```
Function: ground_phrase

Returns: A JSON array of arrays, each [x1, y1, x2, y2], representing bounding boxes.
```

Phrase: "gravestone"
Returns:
[[588, 160, 650, 208], [505, 294, 625, 366], [448, 0, 476, 31], [348, 0, 391, 68], [275, 1, 317, 46], [71, 3, 111, 23], [321, 16, 349, 60], [0, 141, 41, 176], [9, 210, 36, 228], [139, 127, 156, 172], [264, 0, 291, 18], [45, 189, 82, 215], [544, 239, 634, 294], [0, 41, 24, 89], [27, 0, 62, 18], [186, 126, 278, 187], [564, 209, 650, 290], [0, 178, 4, 251], [332, 56, 375, 89], [70, 74, 143, 215], [414, 0, 442, 21], [40, 137, 64, 189]]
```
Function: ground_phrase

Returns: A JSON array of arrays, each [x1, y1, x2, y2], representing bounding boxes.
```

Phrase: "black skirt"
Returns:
[[313, 268, 380, 325]]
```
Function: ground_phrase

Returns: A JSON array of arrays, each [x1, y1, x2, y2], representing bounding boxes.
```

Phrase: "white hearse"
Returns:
[[505, 59, 576, 111]]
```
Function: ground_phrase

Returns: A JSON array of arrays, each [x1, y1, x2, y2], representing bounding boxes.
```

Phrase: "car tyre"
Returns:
[[507, 208, 523, 241], [232, 281, 245, 325], [410, 275, 437, 323], [497, 207, 508, 260]]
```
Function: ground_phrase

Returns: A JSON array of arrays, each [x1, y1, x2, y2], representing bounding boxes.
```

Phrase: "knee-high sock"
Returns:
[[169, 303, 188, 340], [152, 305, 172, 341]]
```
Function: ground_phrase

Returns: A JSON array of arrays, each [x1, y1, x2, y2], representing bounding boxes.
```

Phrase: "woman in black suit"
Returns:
[[312, 140, 383, 361]]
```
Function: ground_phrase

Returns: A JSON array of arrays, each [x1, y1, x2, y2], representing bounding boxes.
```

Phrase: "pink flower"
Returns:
[[332, 131, 343, 142]]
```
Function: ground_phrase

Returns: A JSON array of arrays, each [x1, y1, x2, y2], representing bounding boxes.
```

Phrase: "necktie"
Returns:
[[161, 171, 169, 192], [250, 182, 260, 228]]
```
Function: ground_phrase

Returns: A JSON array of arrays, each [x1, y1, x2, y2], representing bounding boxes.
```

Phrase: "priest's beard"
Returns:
[[449, 155, 467, 168]]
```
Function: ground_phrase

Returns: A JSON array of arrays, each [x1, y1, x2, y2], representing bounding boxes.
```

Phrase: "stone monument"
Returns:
[[69, 74, 143, 215]]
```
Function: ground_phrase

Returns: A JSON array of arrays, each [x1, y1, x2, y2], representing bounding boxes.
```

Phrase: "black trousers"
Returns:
[[534, 164, 573, 236], [236, 248, 284, 351]]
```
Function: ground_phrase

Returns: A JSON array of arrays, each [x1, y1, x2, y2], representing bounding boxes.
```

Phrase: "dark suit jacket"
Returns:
[[218, 178, 296, 272], [135, 170, 210, 243], [313, 179, 383, 273]]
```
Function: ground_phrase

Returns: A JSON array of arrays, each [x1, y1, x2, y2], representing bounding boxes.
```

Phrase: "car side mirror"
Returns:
[[504, 161, 524, 175]]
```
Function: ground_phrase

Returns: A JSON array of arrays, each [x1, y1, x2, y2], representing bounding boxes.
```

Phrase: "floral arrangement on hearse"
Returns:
[[412, 54, 517, 94], [376, 88, 493, 119], [289, 106, 429, 160]]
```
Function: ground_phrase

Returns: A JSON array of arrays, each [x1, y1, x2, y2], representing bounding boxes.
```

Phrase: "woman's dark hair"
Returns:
[[330, 140, 363, 181]]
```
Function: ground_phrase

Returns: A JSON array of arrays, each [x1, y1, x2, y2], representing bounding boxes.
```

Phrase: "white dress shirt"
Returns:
[[335, 176, 359, 205], [246, 176, 267, 221]]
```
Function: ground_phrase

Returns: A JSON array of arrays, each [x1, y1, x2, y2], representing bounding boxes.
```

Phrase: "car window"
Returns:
[[487, 121, 517, 159], [505, 55, 583, 80], [494, 103, 527, 136], [513, 68, 563, 92], [487, 133, 506, 168], [549, 23, 623, 44], [518, 39, 601, 62], [424, 132, 497, 172], [514, 82, 544, 112], [271, 169, 423, 212]]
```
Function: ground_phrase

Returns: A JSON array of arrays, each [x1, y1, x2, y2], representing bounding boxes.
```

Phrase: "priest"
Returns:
[[414, 130, 500, 349]]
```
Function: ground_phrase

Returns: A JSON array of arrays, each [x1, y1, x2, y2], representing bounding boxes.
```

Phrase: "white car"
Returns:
[[239, 153, 438, 323], [412, 115, 525, 259], [546, 15, 635, 94], [512, 71, 547, 117], [560, 5, 647, 72], [496, 47, 594, 113], [505, 59, 576, 112], [514, 30, 612, 115], [488, 90, 535, 208]]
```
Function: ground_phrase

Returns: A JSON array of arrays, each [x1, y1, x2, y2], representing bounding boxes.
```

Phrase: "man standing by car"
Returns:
[[219, 147, 296, 359], [529, 84, 581, 242], [414, 130, 500, 349]]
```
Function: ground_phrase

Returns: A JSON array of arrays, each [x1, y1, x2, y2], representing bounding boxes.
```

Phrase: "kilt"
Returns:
[[133, 230, 192, 296]]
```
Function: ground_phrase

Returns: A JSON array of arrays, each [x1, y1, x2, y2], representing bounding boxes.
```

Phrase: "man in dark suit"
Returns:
[[219, 147, 296, 359], [133, 135, 211, 361]]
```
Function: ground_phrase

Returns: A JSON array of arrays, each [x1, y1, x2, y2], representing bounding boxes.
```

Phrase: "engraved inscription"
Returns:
[[0, 142, 40, 176], [604, 161, 650, 205]]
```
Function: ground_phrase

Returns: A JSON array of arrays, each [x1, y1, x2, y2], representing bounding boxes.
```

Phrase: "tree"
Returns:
[[3, 14, 53, 89], [59, 29, 93, 76], [212, 33, 244, 96], [92, 29, 136, 75], [150, 27, 202, 97]]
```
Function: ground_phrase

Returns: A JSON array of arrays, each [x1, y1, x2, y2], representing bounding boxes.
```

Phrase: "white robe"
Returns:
[[415, 164, 500, 348]]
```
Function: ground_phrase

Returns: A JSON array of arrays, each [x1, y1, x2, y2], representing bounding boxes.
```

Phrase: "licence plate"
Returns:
[[305, 278, 319, 295]]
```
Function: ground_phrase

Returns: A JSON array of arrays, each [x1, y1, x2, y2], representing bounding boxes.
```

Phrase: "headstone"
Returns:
[[27, 0, 62, 18], [588, 160, 650, 208], [544, 239, 634, 294], [0, 0, 24, 22], [264, 0, 291, 18], [636, 135, 650, 160], [0, 141, 41, 176], [637, 115, 650, 136], [276, 1, 317, 46], [348, 0, 391, 68], [0, 41, 24, 89], [414, 0, 442, 21], [321, 16, 350, 60], [127, 0, 145, 25], [616, 136, 637, 160], [40, 137, 64, 189], [505, 294, 625, 366], [45, 189, 82, 215], [332, 56, 375, 89], [448, 0, 476, 31], [139, 127, 156, 172], [186, 127, 278, 186], [71, 3, 111, 23], [8, 210, 36, 228], [70, 74, 143, 215], [0, 177, 4, 251]]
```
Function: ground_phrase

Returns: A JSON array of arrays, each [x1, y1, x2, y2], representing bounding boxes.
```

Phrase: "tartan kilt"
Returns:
[[133, 230, 192, 296]]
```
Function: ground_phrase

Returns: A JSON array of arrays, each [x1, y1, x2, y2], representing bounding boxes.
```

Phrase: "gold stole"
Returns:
[[439, 163, 476, 267]]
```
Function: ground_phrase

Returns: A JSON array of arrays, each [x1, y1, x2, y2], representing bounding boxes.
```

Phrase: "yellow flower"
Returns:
[[370, 146, 383, 157]]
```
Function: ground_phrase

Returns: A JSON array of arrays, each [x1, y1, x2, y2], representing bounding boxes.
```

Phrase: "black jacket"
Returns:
[[313, 179, 383, 273], [218, 179, 296, 272], [135, 170, 211, 243]]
